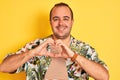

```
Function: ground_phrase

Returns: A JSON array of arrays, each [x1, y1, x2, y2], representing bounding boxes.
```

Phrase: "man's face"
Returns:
[[50, 6, 74, 39]]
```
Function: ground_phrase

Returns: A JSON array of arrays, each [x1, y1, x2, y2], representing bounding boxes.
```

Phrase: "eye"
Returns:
[[63, 18, 69, 21], [53, 18, 59, 21], [52, 16, 59, 21], [63, 16, 70, 21]]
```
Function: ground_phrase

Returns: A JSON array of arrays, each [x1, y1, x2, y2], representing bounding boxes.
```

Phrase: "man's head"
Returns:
[[50, 2, 74, 21], [50, 2, 74, 39]]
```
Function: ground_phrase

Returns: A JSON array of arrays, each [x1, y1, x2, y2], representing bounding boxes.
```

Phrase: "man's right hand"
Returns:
[[30, 38, 55, 57]]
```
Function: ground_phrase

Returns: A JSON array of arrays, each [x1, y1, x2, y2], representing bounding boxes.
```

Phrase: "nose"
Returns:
[[58, 19, 64, 26]]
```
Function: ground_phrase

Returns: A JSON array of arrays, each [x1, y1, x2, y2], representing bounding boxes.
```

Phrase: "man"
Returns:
[[0, 2, 109, 80]]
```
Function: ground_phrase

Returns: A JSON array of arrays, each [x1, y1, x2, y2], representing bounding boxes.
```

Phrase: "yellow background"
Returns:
[[0, 0, 120, 80]]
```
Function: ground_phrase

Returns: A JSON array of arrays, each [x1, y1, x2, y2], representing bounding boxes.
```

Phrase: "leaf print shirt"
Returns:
[[8, 35, 107, 80]]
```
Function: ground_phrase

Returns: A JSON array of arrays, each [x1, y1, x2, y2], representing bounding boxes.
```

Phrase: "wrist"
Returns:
[[28, 50, 35, 57], [71, 52, 78, 62]]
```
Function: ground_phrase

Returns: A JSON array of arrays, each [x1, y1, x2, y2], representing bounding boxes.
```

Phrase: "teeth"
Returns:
[[58, 27, 65, 31]]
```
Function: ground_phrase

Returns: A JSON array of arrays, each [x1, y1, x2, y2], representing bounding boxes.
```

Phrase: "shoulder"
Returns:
[[70, 36, 97, 57], [31, 35, 51, 44], [70, 35, 94, 50], [26, 35, 51, 48]]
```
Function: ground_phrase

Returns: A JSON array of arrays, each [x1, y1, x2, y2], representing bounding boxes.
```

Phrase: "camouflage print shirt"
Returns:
[[9, 35, 107, 80]]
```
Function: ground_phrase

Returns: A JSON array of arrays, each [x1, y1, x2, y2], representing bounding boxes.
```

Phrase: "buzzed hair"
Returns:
[[49, 2, 74, 20]]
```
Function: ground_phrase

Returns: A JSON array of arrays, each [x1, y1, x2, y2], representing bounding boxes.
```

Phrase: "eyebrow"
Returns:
[[52, 16, 70, 19], [64, 16, 70, 19], [52, 16, 59, 19]]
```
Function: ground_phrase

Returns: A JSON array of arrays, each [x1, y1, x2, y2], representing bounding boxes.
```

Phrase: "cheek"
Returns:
[[66, 23, 72, 28], [51, 22, 58, 27], [51, 24, 57, 31]]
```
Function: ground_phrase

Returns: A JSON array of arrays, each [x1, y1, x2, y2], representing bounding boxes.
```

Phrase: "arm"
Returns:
[[55, 40, 109, 80], [75, 53, 109, 80], [0, 38, 54, 73], [0, 51, 33, 73]]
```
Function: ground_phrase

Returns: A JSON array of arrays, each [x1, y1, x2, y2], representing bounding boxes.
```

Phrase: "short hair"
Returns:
[[49, 2, 74, 20]]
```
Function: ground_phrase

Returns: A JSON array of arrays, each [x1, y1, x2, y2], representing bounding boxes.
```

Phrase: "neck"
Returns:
[[52, 35, 71, 47]]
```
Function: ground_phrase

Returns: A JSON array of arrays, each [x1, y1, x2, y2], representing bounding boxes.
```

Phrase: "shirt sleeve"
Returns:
[[81, 44, 108, 70], [5, 39, 40, 73]]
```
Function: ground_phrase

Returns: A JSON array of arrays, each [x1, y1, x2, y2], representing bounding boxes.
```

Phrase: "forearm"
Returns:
[[75, 55, 109, 80], [0, 50, 33, 73]]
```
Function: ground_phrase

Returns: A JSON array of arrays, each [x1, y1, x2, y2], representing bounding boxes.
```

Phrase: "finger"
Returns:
[[55, 40, 63, 46], [37, 38, 54, 50], [39, 38, 54, 49], [54, 53, 61, 58], [46, 38, 54, 44], [37, 44, 48, 56]]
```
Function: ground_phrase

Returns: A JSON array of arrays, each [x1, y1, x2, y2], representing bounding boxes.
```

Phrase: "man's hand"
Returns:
[[30, 38, 55, 57], [30, 39, 74, 58], [53, 39, 74, 58]]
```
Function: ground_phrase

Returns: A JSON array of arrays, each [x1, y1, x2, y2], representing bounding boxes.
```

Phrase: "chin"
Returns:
[[55, 35, 69, 39]]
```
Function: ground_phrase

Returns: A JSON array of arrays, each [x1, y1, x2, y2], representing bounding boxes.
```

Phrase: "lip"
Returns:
[[57, 26, 66, 32]]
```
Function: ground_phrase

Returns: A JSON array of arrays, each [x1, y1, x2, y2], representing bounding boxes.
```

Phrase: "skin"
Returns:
[[0, 5, 109, 80], [50, 6, 73, 40]]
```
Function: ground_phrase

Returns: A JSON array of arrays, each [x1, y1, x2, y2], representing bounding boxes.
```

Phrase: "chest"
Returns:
[[24, 57, 88, 80]]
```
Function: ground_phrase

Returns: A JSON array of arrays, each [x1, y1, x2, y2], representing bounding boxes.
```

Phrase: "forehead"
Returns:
[[51, 6, 71, 17]]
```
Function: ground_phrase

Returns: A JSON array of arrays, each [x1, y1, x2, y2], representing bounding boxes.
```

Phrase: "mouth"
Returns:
[[57, 26, 66, 32]]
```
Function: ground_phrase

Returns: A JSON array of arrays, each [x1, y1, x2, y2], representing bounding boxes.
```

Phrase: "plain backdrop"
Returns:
[[0, 0, 120, 80]]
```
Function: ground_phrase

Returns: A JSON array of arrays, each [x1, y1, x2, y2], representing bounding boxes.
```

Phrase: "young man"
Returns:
[[0, 2, 109, 80]]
